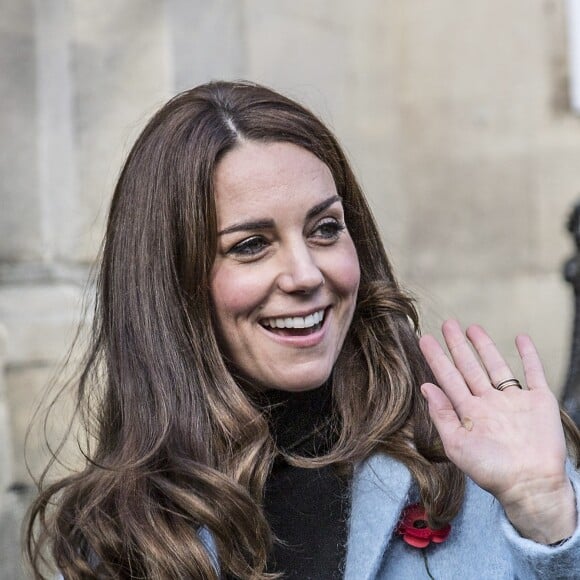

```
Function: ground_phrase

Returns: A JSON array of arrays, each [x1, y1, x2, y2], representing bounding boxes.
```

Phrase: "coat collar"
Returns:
[[344, 453, 413, 580]]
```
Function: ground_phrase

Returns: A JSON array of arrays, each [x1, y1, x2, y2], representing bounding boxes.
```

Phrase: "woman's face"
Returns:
[[210, 141, 360, 392]]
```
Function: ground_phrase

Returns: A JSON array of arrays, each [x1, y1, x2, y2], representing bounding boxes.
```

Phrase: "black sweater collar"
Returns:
[[261, 380, 334, 456]]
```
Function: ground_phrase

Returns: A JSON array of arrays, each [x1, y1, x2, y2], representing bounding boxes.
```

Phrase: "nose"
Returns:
[[276, 241, 324, 294]]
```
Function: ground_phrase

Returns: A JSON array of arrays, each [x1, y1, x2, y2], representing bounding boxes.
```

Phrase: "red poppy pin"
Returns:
[[397, 503, 451, 548]]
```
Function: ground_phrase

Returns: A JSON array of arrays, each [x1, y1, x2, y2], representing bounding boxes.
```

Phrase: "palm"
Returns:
[[419, 320, 568, 503]]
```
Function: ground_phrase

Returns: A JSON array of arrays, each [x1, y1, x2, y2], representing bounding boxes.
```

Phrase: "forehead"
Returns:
[[213, 141, 337, 223]]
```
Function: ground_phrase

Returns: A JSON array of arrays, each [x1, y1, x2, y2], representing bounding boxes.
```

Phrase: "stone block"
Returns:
[[0, 484, 31, 580], [401, 151, 534, 282], [71, 0, 172, 262], [340, 0, 402, 136], [168, 0, 244, 91], [0, 283, 88, 366], [0, 324, 13, 495], [35, 0, 81, 264], [411, 272, 570, 395], [243, 0, 349, 120], [0, 398, 13, 494], [529, 144, 580, 272], [0, 0, 43, 262], [538, 0, 571, 118], [347, 137, 407, 260], [6, 363, 80, 484], [397, 1, 548, 106], [398, 98, 532, 170]]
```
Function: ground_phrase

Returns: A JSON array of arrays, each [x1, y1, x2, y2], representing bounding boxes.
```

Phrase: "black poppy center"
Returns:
[[413, 519, 428, 529]]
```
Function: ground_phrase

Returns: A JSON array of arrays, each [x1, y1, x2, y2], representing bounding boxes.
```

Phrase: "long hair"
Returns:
[[26, 81, 580, 579]]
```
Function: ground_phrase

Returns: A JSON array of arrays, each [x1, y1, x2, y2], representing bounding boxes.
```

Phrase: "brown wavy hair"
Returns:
[[26, 81, 580, 579]]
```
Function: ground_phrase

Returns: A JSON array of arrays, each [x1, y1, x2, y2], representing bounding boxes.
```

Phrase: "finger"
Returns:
[[441, 319, 493, 397], [419, 334, 471, 409], [465, 324, 520, 391], [420, 383, 464, 450], [515, 334, 549, 392]]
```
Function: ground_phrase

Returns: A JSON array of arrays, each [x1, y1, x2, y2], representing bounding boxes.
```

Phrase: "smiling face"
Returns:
[[210, 141, 360, 392]]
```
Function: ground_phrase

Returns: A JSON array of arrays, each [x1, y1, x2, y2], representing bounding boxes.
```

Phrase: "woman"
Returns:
[[27, 81, 580, 579]]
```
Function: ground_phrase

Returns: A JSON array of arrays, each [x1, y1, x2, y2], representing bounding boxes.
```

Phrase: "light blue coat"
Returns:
[[345, 454, 580, 579], [197, 453, 580, 578], [61, 454, 580, 578]]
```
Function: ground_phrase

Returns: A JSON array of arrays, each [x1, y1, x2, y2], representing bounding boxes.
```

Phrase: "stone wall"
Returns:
[[2, 0, 580, 577]]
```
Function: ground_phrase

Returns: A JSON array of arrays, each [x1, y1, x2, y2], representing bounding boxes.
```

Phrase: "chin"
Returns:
[[272, 383, 326, 393], [268, 370, 332, 392]]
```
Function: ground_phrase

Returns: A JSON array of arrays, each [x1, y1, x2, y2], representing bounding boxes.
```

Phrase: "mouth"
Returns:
[[259, 308, 327, 337]]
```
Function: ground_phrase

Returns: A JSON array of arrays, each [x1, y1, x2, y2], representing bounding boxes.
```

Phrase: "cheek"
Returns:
[[210, 264, 265, 324], [333, 243, 361, 296]]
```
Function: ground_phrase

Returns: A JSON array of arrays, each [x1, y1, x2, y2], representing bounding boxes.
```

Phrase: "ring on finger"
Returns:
[[493, 378, 523, 392]]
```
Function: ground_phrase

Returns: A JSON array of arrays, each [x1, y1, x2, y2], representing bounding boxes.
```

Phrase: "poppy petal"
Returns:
[[403, 534, 431, 548]]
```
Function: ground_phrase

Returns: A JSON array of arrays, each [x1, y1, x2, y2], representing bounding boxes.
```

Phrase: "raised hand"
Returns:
[[419, 319, 576, 544]]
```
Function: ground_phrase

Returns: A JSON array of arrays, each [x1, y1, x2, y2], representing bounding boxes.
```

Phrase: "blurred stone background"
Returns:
[[2, 0, 580, 577]]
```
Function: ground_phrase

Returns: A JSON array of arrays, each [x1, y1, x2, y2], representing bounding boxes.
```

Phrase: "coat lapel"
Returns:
[[344, 454, 412, 580]]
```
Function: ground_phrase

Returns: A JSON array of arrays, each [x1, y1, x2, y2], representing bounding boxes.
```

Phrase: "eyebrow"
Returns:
[[217, 194, 342, 236]]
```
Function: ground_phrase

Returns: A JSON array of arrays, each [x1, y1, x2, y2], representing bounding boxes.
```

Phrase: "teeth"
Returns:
[[262, 309, 325, 329]]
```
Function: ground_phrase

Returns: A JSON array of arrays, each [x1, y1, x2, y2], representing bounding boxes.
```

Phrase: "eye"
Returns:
[[227, 236, 269, 257], [311, 218, 346, 242]]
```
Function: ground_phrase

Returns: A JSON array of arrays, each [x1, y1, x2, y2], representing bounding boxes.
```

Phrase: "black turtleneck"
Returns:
[[261, 382, 351, 579]]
